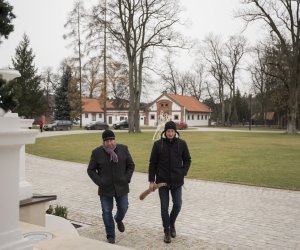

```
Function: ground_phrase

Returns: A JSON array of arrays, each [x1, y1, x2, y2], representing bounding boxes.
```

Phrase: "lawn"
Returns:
[[26, 131, 300, 191]]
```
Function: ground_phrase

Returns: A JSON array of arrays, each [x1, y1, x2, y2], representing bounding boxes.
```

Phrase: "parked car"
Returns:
[[43, 120, 73, 131], [84, 121, 109, 130], [175, 121, 188, 130], [113, 120, 129, 129]]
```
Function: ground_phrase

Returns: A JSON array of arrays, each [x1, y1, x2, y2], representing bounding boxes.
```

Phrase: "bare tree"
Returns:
[[161, 56, 180, 94], [40, 67, 60, 120], [82, 57, 102, 98], [203, 34, 228, 125], [224, 35, 247, 124], [238, 0, 300, 134], [160, 55, 190, 96], [249, 43, 269, 125], [102, 0, 185, 132], [41, 67, 59, 95], [187, 62, 206, 100], [64, 0, 87, 127], [108, 61, 129, 105], [160, 55, 205, 99]]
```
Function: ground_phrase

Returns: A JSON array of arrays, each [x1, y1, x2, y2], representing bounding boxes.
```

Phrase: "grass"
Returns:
[[26, 131, 300, 191]]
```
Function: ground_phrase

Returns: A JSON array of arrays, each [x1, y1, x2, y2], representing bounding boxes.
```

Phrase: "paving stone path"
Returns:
[[26, 153, 300, 250]]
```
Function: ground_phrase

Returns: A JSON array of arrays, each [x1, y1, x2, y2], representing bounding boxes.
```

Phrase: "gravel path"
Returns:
[[26, 153, 300, 250]]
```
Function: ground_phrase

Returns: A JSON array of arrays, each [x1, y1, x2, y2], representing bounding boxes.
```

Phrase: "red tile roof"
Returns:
[[167, 94, 211, 112], [82, 98, 114, 112]]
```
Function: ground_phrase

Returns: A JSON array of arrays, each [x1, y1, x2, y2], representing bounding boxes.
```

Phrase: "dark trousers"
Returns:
[[100, 194, 128, 239], [158, 186, 182, 230]]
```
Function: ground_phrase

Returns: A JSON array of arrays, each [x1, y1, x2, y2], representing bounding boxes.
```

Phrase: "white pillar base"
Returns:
[[19, 180, 33, 201], [0, 229, 33, 250]]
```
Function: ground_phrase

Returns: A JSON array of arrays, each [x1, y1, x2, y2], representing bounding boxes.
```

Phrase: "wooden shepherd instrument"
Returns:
[[139, 183, 167, 200]]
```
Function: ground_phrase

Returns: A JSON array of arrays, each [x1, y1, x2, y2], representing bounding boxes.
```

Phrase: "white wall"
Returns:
[[81, 113, 104, 126], [82, 110, 145, 126], [185, 112, 210, 126], [106, 111, 128, 125], [148, 111, 157, 126]]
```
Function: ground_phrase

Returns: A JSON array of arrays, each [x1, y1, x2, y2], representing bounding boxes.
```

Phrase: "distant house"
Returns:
[[82, 92, 211, 127], [81, 98, 144, 126], [145, 92, 211, 126], [82, 98, 124, 126]]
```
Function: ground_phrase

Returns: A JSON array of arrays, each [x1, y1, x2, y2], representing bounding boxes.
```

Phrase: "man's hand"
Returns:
[[149, 182, 155, 191]]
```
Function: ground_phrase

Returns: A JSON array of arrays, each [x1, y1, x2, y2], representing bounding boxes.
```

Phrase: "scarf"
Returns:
[[103, 143, 118, 163]]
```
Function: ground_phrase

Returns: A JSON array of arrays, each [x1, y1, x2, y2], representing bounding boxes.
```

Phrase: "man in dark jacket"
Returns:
[[87, 129, 135, 244], [148, 120, 191, 243]]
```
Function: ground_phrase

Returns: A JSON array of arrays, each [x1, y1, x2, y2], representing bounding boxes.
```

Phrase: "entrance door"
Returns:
[[108, 116, 112, 124]]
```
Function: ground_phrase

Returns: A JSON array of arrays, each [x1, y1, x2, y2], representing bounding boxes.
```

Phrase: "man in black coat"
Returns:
[[148, 121, 191, 243], [87, 129, 135, 244]]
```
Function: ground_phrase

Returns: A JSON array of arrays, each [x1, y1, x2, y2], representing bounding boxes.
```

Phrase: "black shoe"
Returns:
[[170, 225, 176, 238], [117, 221, 125, 232], [107, 238, 115, 244], [164, 229, 171, 243]]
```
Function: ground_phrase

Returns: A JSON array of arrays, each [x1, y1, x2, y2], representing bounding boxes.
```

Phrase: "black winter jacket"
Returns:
[[87, 144, 135, 197], [148, 137, 191, 188]]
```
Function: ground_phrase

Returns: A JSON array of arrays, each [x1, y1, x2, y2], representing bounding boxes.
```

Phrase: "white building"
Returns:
[[81, 92, 211, 127], [145, 92, 211, 127]]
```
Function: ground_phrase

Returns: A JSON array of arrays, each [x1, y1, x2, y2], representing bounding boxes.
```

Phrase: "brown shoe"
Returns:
[[164, 229, 171, 243], [170, 225, 176, 238]]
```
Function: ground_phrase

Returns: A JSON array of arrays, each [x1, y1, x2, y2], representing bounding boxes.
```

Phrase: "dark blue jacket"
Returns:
[[87, 144, 135, 197], [148, 137, 191, 188]]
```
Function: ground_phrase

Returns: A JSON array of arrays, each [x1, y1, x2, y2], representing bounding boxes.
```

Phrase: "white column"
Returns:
[[0, 115, 38, 250], [19, 119, 35, 201]]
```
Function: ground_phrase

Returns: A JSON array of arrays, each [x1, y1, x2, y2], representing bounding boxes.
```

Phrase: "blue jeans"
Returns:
[[100, 194, 128, 239], [158, 186, 182, 230]]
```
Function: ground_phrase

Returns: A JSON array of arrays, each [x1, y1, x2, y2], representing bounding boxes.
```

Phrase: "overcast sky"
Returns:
[[0, 0, 264, 98], [0, 0, 264, 68]]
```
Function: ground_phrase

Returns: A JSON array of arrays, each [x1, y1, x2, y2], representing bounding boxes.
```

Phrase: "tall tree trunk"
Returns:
[[134, 51, 144, 133], [286, 87, 298, 134], [262, 94, 266, 126], [232, 87, 238, 124], [128, 60, 135, 133], [227, 90, 232, 125], [220, 84, 225, 125]]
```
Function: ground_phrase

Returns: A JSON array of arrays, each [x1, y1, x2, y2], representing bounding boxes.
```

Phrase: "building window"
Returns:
[[187, 115, 190, 120], [174, 115, 179, 120], [165, 103, 168, 107], [205, 115, 208, 120], [150, 115, 155, 120], [120, 116, 124, 121], [92, 114, 96, 121], [198, 115, 200, 120], [99, 113, 102, 118], [192, 115, 194, 120], [161, 103, 164, 107], [85, 113, 88, 118]]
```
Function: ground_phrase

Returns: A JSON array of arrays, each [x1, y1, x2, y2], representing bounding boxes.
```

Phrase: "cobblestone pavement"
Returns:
[[25, 153, 300, 250]]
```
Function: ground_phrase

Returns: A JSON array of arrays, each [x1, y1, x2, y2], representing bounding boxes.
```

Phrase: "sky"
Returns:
[[0, 0, 265, 97]]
